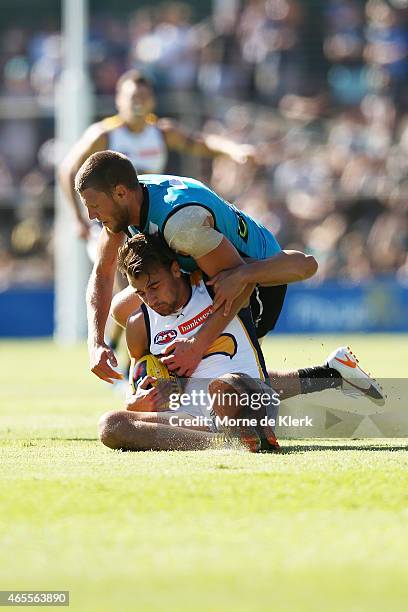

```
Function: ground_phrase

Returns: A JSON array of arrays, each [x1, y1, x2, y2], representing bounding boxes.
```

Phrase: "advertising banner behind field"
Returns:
[[275, 279, 408, 334], [0, 279, 407, 336]]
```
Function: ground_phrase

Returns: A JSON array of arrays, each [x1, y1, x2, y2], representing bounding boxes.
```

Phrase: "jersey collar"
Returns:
[[173, 276, 192, 318], [139, 183, 149, 232], [124, 183, 149, 238]]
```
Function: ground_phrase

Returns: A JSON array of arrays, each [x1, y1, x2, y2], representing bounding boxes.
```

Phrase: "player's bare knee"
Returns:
[[98, 411, 148, 450], [209, 376, 231, 396], [98, 411, 126, 449], [209, 374, 242, 394], [209, 375, 242, 418]]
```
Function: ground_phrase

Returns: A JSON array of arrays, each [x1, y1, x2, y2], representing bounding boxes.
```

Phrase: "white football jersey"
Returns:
[[104, 115, 168, 173], [140, 277, 266, 381]]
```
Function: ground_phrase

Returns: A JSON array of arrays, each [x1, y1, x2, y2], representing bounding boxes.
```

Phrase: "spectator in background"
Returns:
[[364, 0, 408, 105], [324, 0, 367, 105], [129, 3, 197, 91], [238, 0, 305, 103]]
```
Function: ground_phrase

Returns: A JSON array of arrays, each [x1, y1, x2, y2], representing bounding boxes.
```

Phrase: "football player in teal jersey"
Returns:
[[75, 150, 317, 382]]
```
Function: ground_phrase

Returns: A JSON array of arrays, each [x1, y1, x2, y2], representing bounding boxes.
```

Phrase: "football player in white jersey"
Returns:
[[100, 233, 280, 452], [97, 234, 384, 453]]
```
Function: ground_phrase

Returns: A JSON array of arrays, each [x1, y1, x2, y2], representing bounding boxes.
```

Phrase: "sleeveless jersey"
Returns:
[[103, 116, 168, 173], [128, 174, 281, 272], [140, 278, 267, 381]]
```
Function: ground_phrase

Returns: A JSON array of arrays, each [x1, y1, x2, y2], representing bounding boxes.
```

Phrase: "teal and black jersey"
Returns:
[[127, 174, 281, 272]]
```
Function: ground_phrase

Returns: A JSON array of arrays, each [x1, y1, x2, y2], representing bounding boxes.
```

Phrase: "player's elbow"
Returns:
[[302, 254, 318, 279], [283, 251, 318, 282]]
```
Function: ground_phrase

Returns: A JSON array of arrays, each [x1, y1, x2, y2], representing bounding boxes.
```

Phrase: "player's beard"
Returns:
[[110, 207, 131, 233], [154, 300, 178, 316], [152, 280, 189, 316]]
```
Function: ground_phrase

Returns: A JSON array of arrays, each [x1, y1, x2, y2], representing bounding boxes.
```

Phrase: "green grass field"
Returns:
[[1, 335, 408, 611]]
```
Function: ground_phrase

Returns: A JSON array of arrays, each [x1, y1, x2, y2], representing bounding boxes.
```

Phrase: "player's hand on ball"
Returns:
[[160, 338, 204, 377], [90, 342, 124, 384], [207, 267, 246, 316], [126, 376, 168, 412]]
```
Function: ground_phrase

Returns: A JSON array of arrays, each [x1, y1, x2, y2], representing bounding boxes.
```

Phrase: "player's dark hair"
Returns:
[[75, 150, 139, 193], [116, 69, 153, 93], [118, 233, 176, 279]]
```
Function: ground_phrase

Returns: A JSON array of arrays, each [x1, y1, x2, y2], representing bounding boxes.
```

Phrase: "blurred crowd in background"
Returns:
[[0, 0, 407, 287]]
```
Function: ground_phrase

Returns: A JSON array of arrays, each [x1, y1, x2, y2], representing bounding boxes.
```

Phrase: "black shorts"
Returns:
[[249, 284, 287, 339]]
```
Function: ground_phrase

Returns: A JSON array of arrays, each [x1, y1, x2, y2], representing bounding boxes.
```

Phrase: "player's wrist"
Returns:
[[190, 332, 208, 354], [125, 394, 143, 412], [89, 337, 106, 351], [239, 263, 253, 284]]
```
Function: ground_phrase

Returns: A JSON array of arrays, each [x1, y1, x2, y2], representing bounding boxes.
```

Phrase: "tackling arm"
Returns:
[[161, 235, 255, 376], [194, 237, 255, 347], [238, 251, 318, 286], [161, 207, 316, 375], [207, 250, 318, 314], [87, 228, 125, 383]]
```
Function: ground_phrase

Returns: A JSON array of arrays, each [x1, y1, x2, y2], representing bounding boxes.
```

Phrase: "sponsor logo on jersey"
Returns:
[[154, 329, 177, 345], [236, 212, 249, 242], [178, 305, 213, 334]]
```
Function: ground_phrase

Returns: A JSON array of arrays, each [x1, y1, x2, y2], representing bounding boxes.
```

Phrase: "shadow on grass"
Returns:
[[45, 437, 98, 442], [280, 443, 408, 454], [13, 439, 408, 453]]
